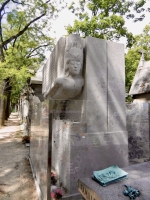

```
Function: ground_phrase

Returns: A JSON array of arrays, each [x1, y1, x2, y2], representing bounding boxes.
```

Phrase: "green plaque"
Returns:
[[93, 165, 128, 186]]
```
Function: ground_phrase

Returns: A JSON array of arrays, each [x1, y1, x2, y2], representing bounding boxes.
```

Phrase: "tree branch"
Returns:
[[46, 0, 51, 3], [1, 10, 11, 19], [0, 1, 11, 55], [1, 13, 46, 47], [0, 20, 3, 44], [11, 0, 24, 4], [0, 0, 11, 15], [26, 44, 49, 58], [27, 53, 39, 58], [12, 23, 22, 48]]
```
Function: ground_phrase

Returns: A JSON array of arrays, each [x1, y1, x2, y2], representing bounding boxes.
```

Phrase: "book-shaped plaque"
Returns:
[[93, 165, 128, 186]]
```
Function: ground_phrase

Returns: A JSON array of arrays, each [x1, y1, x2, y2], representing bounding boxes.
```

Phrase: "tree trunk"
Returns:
[[0, 80, 11, 126], [0, 43, 5, 126], [0, 98, 3, 127], [5, 91, 11, 120], [0, 101, 5, 126], [0, 84, 6, 126]]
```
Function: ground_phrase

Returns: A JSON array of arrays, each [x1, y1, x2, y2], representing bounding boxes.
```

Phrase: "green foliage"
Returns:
[[0, 0, 62, 103], [125, 24, 150, 100], [67, 0, 148, 47], [125, 48, 141, 94]]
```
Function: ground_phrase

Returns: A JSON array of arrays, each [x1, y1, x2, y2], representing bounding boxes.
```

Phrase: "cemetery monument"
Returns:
[[42, 34, 128, 199]]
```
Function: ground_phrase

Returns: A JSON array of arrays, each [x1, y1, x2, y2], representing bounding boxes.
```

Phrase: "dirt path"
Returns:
[[0, 113, 38, 200]]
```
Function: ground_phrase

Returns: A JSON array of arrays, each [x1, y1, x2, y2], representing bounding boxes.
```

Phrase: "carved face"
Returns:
[[68, 60, 82, 76]]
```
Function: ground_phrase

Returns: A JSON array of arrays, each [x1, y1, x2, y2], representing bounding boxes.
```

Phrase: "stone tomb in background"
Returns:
[[43, 35, 128, 198], [126, 101, 150, 164]]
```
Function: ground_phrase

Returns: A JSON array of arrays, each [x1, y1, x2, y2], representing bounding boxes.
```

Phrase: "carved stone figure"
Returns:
[[45, 35, 84, 100]]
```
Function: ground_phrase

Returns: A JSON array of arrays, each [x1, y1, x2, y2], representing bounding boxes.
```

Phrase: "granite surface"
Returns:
[[50, 36, 128, 197], [42, 37, 66, 97], [40, 35, 128, 198], [30, 100, 49, 200], [126, 102, 150, 164], [79, 161, 150, 200], [129, 57, 150, 95]]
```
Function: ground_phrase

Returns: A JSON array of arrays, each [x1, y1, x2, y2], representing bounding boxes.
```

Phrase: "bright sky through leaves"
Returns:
[[51, 1, 150, 46]]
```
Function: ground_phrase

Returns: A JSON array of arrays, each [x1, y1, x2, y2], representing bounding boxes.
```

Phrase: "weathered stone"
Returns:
[[50, 36, 128, 197], [107, 41, 126, 132], [30, 35, 128, 199], [129, 52, 150, 95], [42, 37, 66, 97], [126, 102, 150, 164], [43, 35, 84, 100], [79, 161, 150, 200], [30, 100, 49, 200]]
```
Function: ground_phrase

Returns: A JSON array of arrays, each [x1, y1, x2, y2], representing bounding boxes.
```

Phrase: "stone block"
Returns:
[[108, 100, 126, 132], [52, 119, 71, 189], [38, 35, 128, 199], [85, 37, 107, 132], [108, 81, 125, 103], [129, 57, 150, 95], [126, 102, 150, 164], [42, 37, 66, 97], [85, 100, 107, 133], [128, 123, 149, 163], [62, 193, 82, 200], [52, 117, 128, 195], [126, 102, 149, 123], [85, 37, 107, 80], [107, 41, 125, 82], [86, 76, 107, 102], [79, 162, 150, 200], [50, 36, 128, 197], [30, 100, 49, 200], [107, 41, 126, 132]]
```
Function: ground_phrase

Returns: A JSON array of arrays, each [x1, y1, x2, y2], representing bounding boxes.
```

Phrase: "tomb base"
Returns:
[[52, 121, 128, 195], [78, 161, 150, 200]]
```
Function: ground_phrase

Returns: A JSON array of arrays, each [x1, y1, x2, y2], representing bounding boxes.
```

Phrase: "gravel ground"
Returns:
[[0, 112, 38, 200]]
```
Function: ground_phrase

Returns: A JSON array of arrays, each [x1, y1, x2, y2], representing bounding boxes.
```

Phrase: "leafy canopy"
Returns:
[[67, 0, 148, 47], [125, 24, 150, 99], [0, 0, 64, 103]]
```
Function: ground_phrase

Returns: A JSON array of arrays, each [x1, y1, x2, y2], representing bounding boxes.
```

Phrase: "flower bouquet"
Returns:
[[51, 172, 57, 185], [22, 135, 30, 144], [51, 188, 63, 200]]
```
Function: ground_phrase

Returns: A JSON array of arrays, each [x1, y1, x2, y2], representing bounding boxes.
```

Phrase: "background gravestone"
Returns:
[[127, 54, 150, 165], [129, 53, 150, 96], [126, 102, 150, 164]]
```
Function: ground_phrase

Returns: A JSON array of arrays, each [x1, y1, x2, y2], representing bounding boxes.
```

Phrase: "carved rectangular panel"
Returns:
[[78, 180, 102, 200], [107, 41, 126, 132], [85, 37, 107, 132]]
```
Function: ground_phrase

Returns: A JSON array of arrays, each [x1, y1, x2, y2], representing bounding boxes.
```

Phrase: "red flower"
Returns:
[[51, 172, 55, 177], [51, 188, 63, 199]]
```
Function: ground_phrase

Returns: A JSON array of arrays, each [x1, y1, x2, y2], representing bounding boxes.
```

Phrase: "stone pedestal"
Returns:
[[78, 161, 150, 200]]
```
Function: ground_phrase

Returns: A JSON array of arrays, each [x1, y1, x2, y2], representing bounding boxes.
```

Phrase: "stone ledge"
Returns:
[[78, 161, 150, 200]]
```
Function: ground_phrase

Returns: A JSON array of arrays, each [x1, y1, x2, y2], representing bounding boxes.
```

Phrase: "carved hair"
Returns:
[[64, 35, 83, 73]]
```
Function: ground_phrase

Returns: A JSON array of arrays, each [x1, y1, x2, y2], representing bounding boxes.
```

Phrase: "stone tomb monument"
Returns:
[[129, 52, 150, 98], [43, 34, 128, 198], [126, 52, 150, 164], [78, 161, 150, 200], [126, 102, 149, 164]]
